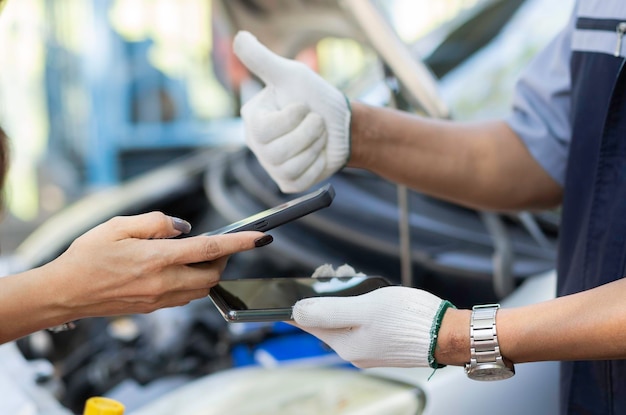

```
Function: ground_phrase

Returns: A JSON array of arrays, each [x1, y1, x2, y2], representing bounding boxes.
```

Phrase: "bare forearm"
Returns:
[[0, 266, 70, 343], [348, 102, 562, 211], [0, 214, 266, 344], [499, 278, 626, 363], [435, 278, 626, 366]]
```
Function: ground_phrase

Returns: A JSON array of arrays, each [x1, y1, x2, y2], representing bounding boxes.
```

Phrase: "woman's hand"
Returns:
[[0, 211, 270, 342]]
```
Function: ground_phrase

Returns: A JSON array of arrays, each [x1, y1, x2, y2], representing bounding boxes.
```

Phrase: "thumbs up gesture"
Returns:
[[233, 31, 351, 193]]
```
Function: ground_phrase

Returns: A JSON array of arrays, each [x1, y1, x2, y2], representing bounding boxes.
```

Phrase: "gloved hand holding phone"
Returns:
[[293, 264, 455, 369], [233, 31, 351, 193]]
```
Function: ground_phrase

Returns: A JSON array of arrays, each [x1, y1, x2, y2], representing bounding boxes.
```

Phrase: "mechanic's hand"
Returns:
[[45, 212, 269, 320], [310, 263, 366, 279], [233, 30, 351, 193], [292, 286, 454, 368]]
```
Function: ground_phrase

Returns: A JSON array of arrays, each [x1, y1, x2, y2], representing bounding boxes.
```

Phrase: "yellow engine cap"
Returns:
[[83, 397, 125, 415]]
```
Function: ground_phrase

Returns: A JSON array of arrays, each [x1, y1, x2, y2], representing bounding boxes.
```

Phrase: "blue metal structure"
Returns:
[[43, 0, 243, 191]]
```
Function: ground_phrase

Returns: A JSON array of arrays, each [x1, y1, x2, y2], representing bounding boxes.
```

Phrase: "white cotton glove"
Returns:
[[233, 31, 351, 193], [292, 286, 454, 369], [310, 263, 366, 279]]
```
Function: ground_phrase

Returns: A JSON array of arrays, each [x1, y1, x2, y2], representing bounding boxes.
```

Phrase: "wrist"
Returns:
[[0, 266, 75, 342], [464, 304, 515, 380], [37, 261, 81, 324], [433, 308, 471, 366], [347, 101, 373, 169]]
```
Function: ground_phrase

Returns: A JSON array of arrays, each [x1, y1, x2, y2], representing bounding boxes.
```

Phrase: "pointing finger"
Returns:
[[155, 231, 267, 265]]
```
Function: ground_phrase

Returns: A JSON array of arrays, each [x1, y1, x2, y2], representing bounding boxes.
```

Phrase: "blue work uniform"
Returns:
[[507, 1, 626, 413]]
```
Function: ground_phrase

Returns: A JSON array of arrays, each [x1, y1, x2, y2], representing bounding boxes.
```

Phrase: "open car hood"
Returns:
[[215, 0, 448, 117], [216, 0, 527, 116]]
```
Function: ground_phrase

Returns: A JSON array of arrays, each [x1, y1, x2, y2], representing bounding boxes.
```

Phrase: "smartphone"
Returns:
[[202, 184, 335, 236], [209, 276, 392, 322]]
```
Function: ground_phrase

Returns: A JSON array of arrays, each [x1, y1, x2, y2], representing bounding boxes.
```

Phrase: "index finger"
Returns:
[[155, 231, 266, 265]]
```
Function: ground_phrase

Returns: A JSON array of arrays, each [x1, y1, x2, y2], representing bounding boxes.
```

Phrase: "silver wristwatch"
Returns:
[[465, 304, 515, 381]]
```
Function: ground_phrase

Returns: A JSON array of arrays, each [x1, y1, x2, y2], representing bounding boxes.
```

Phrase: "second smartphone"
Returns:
[[209, 276, 392, 322]]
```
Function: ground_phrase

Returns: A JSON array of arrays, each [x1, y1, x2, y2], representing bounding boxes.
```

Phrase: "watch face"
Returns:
[[466, 363, 515, 381]]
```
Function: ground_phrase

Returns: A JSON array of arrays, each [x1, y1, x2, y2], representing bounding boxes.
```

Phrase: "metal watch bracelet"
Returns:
[[465, 304, 515, 381]]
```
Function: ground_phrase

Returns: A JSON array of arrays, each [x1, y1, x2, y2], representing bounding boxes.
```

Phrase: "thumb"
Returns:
[[105, 212, 190, 240], [292, 296, 364, 329], [233, 30, 292, 86]]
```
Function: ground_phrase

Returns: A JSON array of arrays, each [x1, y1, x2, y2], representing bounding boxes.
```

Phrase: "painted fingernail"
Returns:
[[171, 216, 192, 234], [254, 234, 273, 248]]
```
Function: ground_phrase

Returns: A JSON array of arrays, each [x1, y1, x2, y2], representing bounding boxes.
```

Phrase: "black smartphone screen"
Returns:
[[202, 184, 335, 236], [209, 276, 391, 322]]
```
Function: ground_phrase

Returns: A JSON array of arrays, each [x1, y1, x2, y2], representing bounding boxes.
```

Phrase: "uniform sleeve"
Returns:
[[505, 11, 575, 186]]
